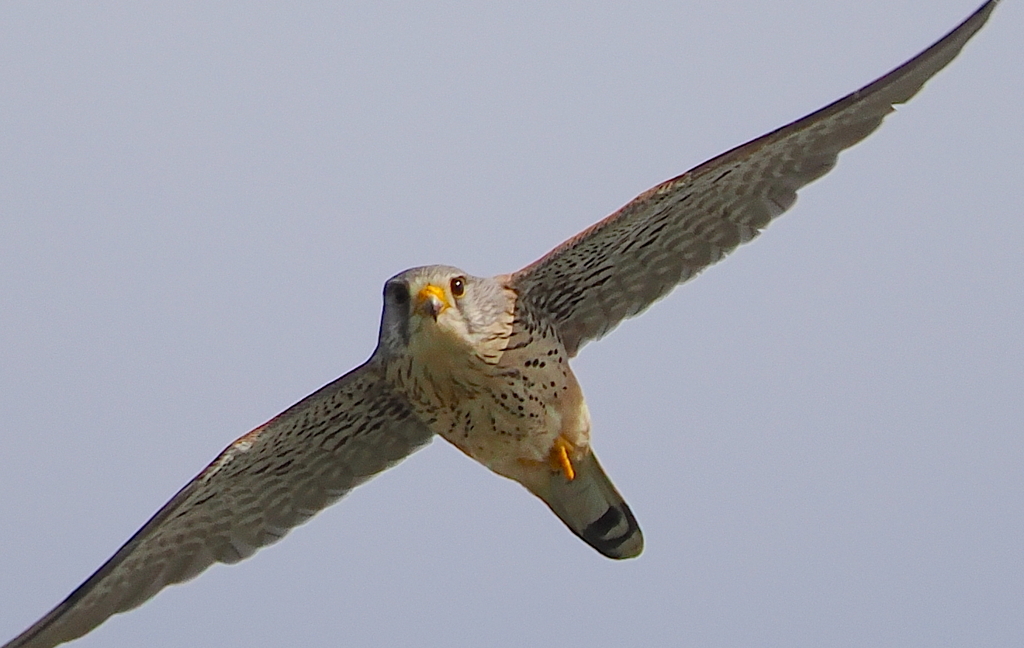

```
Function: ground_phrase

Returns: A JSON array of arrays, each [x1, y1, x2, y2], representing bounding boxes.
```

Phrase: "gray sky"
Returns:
[[1, 1, 1021, 646]]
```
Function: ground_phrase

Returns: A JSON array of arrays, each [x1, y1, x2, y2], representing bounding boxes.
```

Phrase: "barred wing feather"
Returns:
[[3, 360, 433, 648], [512, 1, 996, 357]]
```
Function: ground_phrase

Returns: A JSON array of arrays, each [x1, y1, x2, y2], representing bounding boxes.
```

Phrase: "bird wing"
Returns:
[[511, 0, 996, 357], [3, 359, 433, 648]]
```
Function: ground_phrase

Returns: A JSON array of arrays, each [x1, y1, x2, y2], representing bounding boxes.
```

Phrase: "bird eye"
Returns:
[[450, 276, 466, 298]]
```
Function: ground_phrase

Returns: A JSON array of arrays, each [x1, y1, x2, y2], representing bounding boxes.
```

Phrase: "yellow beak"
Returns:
[[416, 284, 450, 320]]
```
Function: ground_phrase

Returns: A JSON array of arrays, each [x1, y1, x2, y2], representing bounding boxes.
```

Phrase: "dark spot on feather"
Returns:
[[190, 492, 216, 508]]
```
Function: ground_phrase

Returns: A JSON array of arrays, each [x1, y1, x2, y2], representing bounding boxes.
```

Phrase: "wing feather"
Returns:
[[511, 1, 997, 357], [3, 359, 433, 648]]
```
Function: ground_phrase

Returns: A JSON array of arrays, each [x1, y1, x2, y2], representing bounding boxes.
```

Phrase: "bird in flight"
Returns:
[[3, 2, 998, 647]]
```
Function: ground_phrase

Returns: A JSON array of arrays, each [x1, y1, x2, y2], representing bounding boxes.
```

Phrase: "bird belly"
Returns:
[[434, 362, 591, 483], [396, 328, 590, 484]]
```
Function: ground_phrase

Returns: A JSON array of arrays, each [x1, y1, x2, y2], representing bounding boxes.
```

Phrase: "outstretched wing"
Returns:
[[511, 1, 997, 357], [3, 360, 433, 648]]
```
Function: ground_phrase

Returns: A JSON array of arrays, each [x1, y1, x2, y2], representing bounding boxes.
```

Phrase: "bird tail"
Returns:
[[531, 451, 643, 559]]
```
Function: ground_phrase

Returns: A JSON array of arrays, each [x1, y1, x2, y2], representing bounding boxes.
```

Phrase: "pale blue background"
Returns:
[[2, 1, 1022, 646]]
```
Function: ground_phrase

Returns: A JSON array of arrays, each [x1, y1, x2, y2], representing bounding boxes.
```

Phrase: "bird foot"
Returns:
[[549, 437, 576, 481]]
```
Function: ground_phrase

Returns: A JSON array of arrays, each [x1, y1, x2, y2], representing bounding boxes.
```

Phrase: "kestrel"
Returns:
[[3, 2, 997, 647]]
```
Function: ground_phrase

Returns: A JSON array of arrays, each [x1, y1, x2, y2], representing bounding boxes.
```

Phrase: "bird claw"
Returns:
[[549, 437, 576, 481]]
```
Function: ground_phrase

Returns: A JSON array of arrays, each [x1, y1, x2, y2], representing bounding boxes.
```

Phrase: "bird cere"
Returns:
[[3, 3, 999, 647]]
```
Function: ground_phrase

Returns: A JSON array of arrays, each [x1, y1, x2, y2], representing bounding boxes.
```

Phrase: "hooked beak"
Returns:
[[416, 284, 450, 320]]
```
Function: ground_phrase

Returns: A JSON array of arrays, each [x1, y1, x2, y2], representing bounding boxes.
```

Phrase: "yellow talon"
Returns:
[[551, 438, 576, 481]]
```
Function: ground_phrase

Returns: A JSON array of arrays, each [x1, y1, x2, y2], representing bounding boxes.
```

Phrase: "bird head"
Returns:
[[378, 265, 516, 364]]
